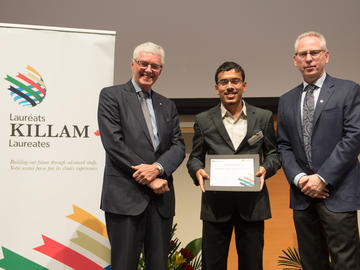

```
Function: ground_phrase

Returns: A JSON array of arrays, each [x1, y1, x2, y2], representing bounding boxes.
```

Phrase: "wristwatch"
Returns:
[[155, 162, 163, 175]]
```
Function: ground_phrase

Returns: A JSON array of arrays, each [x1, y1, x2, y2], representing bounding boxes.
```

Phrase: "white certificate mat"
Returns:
[[205, 154, 260, 191]]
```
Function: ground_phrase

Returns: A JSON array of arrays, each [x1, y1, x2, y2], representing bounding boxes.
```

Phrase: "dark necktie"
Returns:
[[139, 91, 156, 150], [302, 84, 317, 166]]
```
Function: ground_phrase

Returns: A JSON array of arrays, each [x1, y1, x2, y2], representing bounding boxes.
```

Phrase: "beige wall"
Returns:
[[173, 128, 203, 245], [173, 154, 202, 245]]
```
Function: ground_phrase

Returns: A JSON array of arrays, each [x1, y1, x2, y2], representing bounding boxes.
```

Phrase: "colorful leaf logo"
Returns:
[[5, 65, 47, 107]]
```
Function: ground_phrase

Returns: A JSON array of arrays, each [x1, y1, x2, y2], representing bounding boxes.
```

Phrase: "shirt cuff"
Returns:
[[316, 174, 326, 184], [294, 173, 306, 187]]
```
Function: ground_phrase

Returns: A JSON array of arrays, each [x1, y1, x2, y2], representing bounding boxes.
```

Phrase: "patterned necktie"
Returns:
[[302, 84, 317, 166], [139, 91, 156, 150]]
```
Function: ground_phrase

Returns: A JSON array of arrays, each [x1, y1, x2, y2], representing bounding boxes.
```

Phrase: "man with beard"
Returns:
[[187, 61, 280, 270], [98, 42, 185, 270]]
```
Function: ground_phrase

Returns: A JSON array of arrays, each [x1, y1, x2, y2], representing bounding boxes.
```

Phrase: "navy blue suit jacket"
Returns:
[[277, 74, 360, 212], [97, 80, 185, 217]]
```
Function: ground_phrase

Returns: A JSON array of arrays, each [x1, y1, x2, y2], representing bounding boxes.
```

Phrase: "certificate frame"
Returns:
[[204, 154, 260, 191]]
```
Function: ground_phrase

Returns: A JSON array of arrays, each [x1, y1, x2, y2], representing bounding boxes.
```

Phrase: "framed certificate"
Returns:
[[204, 154, 260, 191]]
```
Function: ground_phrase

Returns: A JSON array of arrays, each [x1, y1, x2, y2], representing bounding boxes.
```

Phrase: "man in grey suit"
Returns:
[[97, 42, 185, 270], [277, 31, 360, 270], [187, 61, 281, 270]]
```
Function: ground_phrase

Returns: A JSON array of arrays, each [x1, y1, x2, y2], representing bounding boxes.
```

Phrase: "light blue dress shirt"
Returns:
[[131, 78, 160, 149]]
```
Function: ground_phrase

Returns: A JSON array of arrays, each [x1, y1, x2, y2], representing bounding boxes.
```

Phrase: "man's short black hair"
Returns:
[[215, 61, 245, 84]]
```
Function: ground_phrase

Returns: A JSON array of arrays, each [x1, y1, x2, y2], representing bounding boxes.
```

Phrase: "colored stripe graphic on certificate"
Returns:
[[237, 176, 255, 187]]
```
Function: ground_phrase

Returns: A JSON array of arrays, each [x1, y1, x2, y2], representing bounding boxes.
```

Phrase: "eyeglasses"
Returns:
[[295, 49, 325, 59], [134, 59, 162, 71], [217, 78, 243, 87]]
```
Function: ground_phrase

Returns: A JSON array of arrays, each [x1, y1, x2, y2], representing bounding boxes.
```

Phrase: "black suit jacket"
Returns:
[[187, 103, 281, 222], [97, 80, 185, 218], [277, 74, 360, 212]]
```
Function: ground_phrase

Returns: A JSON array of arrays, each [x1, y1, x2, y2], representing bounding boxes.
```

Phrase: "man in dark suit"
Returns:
[[277, 31, 360, 270], [187, 61, 281, 270], [97, 42, 185, 270]]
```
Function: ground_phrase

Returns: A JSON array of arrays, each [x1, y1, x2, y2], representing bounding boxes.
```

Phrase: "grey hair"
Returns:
[[294, 31, 327, 53], [133, 42, 165, 65]]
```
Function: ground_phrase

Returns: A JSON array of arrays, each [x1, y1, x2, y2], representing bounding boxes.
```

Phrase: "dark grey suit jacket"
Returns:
[[187, 102, 281, 222], [277, 74, 360, 212], [97, 80, 185, 218]]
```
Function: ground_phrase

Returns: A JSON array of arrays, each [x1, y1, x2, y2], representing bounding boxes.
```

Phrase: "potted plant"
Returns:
[[138, 223, 202, 270]]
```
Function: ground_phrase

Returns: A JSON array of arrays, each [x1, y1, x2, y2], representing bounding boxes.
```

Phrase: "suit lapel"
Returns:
[[234, 103, 254, 152], [124, 81, 154, 146], [313, 75, 335, 127], [295, 84, 304, 142], [209, 105, 235, 151]]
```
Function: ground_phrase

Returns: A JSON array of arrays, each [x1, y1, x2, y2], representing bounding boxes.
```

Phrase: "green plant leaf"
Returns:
[[184, 238, 202, 257], [277, 247, 302, 269]]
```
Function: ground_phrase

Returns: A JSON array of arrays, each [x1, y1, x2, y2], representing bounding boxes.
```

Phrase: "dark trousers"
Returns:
[[105, 201, 173, 270], [202, 215, 264, 270], [294, 201, 360, 270]]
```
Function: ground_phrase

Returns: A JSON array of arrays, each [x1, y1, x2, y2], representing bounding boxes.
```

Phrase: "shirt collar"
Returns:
[[131, 78, 152, 95], [302, 72, 326, 91], [220, 101, 247, 119]]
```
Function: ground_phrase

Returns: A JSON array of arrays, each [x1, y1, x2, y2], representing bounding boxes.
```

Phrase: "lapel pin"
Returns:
[[159, 102, 162, 106], [320, 100, 324, 103]]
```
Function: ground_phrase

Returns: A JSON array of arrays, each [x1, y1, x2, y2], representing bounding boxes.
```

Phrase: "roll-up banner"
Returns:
[[0, 23, 115, 270]]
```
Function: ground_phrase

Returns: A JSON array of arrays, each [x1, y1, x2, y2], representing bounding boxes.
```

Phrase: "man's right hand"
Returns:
[[147, 178, 170, 194], [131, 163, 160, 185], [298, 175, 310, 190], [196, 169, 209, 193]]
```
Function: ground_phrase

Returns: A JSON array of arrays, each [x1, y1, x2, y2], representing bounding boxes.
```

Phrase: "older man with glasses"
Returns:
[[97, 42, 185, 270]]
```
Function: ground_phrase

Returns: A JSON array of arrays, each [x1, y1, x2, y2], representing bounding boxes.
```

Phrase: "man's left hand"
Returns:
[[256, 166, 266, 190], [131, 163, 160, 185], [300, 174, 330, 199]]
